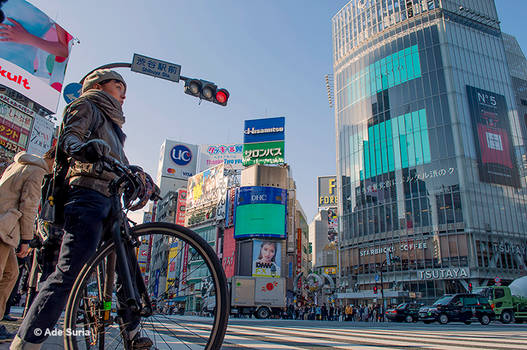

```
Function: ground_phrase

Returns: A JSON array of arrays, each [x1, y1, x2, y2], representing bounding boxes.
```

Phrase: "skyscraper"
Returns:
[[333, 0, 527, 303]]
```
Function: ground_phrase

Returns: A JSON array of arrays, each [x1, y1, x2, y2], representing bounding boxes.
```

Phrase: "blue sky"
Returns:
[[29, 0, 526, 222]]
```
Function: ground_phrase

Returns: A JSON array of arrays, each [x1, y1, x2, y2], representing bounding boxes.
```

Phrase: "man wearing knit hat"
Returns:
[[11, 69, 152, 350]]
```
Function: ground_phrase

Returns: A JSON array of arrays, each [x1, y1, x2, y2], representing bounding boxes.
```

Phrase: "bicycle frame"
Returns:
[[107, 194, 153, 320]]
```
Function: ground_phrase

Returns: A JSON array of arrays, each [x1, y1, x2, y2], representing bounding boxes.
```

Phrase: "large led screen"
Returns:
[[234, 186, 287, 239], [466, 86, 520, 188]]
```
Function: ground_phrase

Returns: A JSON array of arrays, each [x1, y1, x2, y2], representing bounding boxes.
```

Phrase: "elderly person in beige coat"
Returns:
[[0, 148, 54, 339]]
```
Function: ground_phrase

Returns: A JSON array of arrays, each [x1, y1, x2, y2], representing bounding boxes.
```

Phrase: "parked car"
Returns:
[[386, 303, 422, 322], [419, 294, 495, 325]]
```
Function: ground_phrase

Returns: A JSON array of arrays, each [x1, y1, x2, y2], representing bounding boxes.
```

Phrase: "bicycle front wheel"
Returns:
[[64, 222, 229, 350]]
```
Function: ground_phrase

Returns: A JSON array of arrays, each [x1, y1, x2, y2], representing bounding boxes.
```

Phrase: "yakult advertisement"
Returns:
[[0, 0, 74, 112]]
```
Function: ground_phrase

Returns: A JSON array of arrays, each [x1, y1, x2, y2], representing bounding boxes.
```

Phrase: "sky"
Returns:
[[26, 0, 527, 223]]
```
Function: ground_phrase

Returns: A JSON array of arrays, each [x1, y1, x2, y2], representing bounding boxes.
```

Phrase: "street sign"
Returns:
[[375, 274, 380, 282], [63, 83, 82, 103], [131, 53, 181, 82]]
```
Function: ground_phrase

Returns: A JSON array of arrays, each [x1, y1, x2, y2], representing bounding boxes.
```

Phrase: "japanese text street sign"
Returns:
[[131, 54, 181, 82]]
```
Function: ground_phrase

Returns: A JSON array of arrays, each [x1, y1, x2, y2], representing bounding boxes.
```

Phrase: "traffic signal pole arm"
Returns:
[[79, 62, 192, 84], [79, 61, 227, 106]]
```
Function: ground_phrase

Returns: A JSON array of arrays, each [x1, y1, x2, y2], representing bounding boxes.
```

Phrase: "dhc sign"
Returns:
[[170, 145, 192, 166]]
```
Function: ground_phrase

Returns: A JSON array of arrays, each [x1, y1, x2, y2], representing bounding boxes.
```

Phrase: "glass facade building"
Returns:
[[333, 0, 527, 303]]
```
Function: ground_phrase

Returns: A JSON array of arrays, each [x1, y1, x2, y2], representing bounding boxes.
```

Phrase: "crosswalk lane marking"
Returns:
[[226, 324, 524, 349], [143, 319, 526, 350]]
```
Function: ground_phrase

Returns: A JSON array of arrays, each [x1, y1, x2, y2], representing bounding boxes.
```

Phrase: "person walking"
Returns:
[[11, 69, 155, 350], [0, 149, 54, 340]]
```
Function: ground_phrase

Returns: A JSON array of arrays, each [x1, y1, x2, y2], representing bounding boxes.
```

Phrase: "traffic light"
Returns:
[[184, 78, 229, 106], [468, 282, 473, 293], [373, 285, 378, 294]]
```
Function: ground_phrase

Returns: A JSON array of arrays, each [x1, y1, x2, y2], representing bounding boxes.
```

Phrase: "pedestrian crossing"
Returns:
[[139, 317, 527, 350], [2, 316, 525, 349]]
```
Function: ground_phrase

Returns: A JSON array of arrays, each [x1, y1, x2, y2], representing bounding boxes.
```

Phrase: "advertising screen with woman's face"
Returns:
[[252, 240, 281, 277]]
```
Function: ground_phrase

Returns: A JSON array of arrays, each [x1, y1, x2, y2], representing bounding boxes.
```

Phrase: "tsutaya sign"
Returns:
[[418, 267, 469, 280]]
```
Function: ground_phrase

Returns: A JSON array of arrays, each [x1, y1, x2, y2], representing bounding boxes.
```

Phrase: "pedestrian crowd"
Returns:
[[282, 303, 387, 322]]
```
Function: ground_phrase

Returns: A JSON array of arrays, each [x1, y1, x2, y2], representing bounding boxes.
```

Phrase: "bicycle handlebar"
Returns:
[[100, 156, 162, 208]]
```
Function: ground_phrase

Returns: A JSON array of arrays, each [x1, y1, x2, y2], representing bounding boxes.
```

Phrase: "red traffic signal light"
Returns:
[[373, 286, 378, 294], [214, 88, 229, 106], [468, 283, 473, 292], [184, 78, 229, 106]]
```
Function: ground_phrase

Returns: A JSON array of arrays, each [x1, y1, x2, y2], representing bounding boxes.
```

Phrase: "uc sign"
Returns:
[[170, 145, 192, 166]]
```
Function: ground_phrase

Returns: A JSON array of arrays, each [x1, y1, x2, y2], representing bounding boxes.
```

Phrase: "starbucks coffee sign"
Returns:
[[418, 267, 469, 280]]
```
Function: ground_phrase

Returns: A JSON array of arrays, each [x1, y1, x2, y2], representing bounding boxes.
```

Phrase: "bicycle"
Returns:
[[58, 157, 229, 349]]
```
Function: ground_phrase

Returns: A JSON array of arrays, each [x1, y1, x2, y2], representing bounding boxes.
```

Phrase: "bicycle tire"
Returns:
[[64, 222, 229, 350]]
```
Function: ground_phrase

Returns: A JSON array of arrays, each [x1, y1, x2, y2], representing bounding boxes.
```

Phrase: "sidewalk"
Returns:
[[0, 307, 62, 350]]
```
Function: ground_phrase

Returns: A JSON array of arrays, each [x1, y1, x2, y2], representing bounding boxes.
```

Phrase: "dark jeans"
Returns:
[[17, 186, 112, 344]]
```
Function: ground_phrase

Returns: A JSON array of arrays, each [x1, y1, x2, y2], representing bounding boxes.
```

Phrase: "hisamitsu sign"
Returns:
[[131, 54, 181, 82]]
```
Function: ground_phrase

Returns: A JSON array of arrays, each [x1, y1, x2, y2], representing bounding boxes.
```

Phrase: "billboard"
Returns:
[[186, 163, 227, 211], [327, 207, 338, 243], [252, 240, 281, 278], [317, 176, 337, 208], [0, 93, 32, 154], [222, 227, 236, 278], [198, 143, 243, 171], [158, 140, 198, 181], [166, 242, 179, 293], [242, 117, 285, 166], [137, 241, 149, 274], [243, 117, 285, 144], [26, 113, 54, 156], [242, 140, 284, 166], [234, 186, 287, 239], [175, 188, 187, 226], [466, 86, 520, 187], [225, 187, 237, 227], [0, 0, 74, 112]]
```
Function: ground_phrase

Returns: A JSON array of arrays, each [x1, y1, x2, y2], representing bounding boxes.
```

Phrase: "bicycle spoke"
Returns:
[[155, 313, 210, 344], [144, 315, 177, 350]]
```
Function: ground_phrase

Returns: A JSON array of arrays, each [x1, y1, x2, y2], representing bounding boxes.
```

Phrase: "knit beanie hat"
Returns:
[[82, 69, 126, 94]]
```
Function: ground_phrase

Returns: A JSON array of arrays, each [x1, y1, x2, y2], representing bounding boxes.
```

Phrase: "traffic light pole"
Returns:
[[380, 260, 386, 311]]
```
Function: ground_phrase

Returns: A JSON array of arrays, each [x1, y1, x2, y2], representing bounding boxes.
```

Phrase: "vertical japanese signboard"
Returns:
[[222, 227, 236, 278], [327, 207, 338, 243], [466, 86, 520, 187], [296, 228, 302, 276], [175, 189, 187, 226], [137, 241, 149, 274], [0, 0, 74, 112], [242, 117, 285, 166], [166, 242, 179, 294]]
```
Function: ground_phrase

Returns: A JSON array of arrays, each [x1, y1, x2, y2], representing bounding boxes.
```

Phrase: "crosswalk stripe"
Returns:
[[226, 324, 523, 349], [142, 318, 525, 350]]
